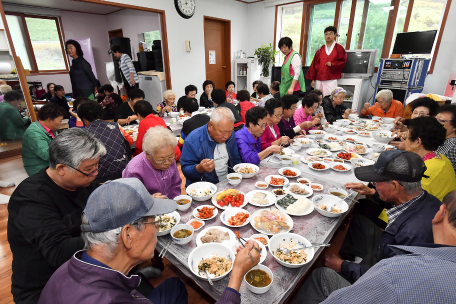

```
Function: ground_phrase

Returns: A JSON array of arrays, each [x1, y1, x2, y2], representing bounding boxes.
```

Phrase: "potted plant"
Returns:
[[254, 43, 279, 79]]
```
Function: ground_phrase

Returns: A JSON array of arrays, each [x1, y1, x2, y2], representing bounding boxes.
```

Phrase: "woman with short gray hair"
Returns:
[[123, 126, 182, 198], [157, 90, 177, 117], [361, 89, 404, 118]]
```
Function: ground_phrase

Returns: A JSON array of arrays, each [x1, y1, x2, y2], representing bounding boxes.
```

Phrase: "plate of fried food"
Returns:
[[196, 226, 235, 247], [278, 167, 301, 178], [233, 163, 259, 178], [193, 205, 218, 221], [265, 175, 289, 187], [251, 208, 293, 235], [211, 189, 247, 210], [220, 208, 251, 228]]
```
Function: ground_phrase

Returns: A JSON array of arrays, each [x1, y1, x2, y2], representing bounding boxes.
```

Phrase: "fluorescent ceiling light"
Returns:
[[369, 0, 391, 4]]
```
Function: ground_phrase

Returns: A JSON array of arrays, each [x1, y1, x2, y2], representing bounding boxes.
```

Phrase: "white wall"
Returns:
[[103, 0, 250, 99], [246, 2, 276, 56], [422, 0, 456, 95], [105, 9, 161, 61]]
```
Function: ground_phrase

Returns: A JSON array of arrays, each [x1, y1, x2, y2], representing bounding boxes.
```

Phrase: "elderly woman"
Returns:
[[157, 90, 177, 117], [322, 87, 353, 123], [115, 88, 145, 125], [78, 101, 130, 183], [361, 89, 403, 118], [0, 84, 12, 102], [66, 39, 98, 99], [405, 117, 456, 200], [292, 93, 321, 132], [435, 105, 456, 171], [0, 90, 30, 140], [123, 126, 182, 198], [200, 80, 215, 108], [21, 103, 64, 176], [261, 98, 290, 151], [236, 107, 283, 165]]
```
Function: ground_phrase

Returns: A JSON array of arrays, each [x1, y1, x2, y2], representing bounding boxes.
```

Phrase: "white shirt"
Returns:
[[269, 125, 277, 138], [291, 53, 302, 80], [214, 143, 229, 181], [325, 42, 336, 56]]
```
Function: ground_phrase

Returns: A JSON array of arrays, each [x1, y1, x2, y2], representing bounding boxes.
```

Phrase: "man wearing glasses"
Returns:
[[38, 178, 261, 304], [7, 128, 106, 304]]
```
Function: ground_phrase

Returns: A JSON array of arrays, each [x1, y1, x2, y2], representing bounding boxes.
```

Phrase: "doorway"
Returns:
[[108, 28, 124, 39], [204, 17, 231, 91]]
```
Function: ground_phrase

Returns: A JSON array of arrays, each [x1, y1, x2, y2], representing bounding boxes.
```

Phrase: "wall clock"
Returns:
[[175, 0, 196, 19]]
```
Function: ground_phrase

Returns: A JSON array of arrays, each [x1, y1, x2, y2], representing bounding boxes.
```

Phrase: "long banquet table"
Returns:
[[154, 130, 385, 303]]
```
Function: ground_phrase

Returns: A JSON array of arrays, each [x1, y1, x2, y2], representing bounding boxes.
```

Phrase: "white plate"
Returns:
[[345, 130, 357, 135], [157, 211, 181, 236], [233, 238, 267, 264], [325, 135, 342, 142], [285, 183, 313, 198], [249, 234, 270, 247], [306, 148, 332, 157], [220, 208, 251, 228], [310, 183, 324, 191], [188, 244, 234, 281], [330, 162, 352, 172], [344, 136, 357, 143], [265, 175, 289, 187], [357, 131, 372, 137], [186, 218, 205, 231], [211, 190, 247, 210], [193, 205, 218, 221], [278, 167, 301, 178], [195, 226, 235, 247], [308, 161, 330, 171], [350, 158, 376, 167], [300, 155, 322, 164], [275, 147, 294, 159], [245, 190, 276, 207], [344, 145, 368, 155], [250, 208, 294, 235], [275, 195, 314, 216], [335, 151, 360, 161]]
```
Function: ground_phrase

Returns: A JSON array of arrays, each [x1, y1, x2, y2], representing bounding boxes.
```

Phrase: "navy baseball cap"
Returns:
[[354, 150, 427, 183], [81, 178, 177, 233]]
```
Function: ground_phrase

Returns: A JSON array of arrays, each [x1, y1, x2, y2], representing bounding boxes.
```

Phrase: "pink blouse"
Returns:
[[293, 107, 315, 132]]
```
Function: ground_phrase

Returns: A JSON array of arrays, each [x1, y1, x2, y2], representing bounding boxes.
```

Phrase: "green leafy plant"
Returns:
[[254, 43, 279, 77]]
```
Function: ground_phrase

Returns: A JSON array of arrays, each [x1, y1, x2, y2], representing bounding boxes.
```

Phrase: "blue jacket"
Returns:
[[181, 124, 242, 186], [341, 190, 441, 282]]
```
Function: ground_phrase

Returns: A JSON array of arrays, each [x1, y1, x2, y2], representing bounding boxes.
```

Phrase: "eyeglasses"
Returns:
[[274, 113, 283, 118], [436, 118, 451, 124], [67, 164, 99, 178], [141, 219, 162, 229], [152, 154, 175, 165], [412, 112, 430, 117]]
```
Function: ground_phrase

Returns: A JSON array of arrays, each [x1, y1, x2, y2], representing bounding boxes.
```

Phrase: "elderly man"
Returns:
[[181, 106, 242, 186], [7, 128, 106, 304], [38, 178, 260, 303], [296, 190, 456, 304], [327, 150, 440, 282], [361, 89, 404, 118]]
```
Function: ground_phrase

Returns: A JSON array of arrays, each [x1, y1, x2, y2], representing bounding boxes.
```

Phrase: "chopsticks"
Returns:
[[159, 238, 173, 258], [235, 231, 260, 261]]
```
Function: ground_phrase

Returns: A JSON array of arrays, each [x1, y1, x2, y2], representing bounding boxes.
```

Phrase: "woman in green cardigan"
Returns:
[[0, 90, 30, 140], [22, 103, 64, 176]]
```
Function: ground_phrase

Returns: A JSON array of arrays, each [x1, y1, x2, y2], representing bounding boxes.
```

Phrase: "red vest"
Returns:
[[239, 101, 256, 124]]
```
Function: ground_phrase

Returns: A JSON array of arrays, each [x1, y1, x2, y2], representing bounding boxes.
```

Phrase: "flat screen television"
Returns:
[[392, 30, 437, 55], [342, 49, 378, 78]]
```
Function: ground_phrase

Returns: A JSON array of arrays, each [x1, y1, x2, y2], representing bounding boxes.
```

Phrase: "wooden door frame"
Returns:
[[203, 16, 231, 87], [62, 0, 173, 89]]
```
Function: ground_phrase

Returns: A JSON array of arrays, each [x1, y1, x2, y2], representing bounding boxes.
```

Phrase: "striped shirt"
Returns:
[[322, 245, 456, 304], [120, 54, 139, 86], [436, 137, 456, 172], [385, 191, 424, 229]]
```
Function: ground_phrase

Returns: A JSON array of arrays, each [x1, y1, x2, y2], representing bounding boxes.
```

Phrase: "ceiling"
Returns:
[[2, 0, 123, 15], [235, 0, 264, 3]]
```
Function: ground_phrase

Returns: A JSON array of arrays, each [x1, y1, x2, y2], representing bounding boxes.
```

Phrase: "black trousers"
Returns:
[[122, 72, 139, 96]]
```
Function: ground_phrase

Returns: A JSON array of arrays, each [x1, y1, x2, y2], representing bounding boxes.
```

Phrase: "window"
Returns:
[[144, 30, 161, 50], [275, 0, 450, 72], [277, 4, 303, 65], [5, 13, 67, 73]]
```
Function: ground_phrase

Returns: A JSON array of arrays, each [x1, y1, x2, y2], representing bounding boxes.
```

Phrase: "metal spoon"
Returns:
[[204, 269, 213, 286], [276, 244, 330, 255]]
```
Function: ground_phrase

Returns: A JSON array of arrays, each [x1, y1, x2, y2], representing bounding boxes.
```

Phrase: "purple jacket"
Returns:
[[38, 251, 243, 304], [235, 126, 261, 165], [122, 152, 182, 199]]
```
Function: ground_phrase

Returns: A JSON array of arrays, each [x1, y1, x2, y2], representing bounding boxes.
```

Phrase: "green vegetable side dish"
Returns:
[[277, 194, 298, 209], [318, 143, 331, 150]]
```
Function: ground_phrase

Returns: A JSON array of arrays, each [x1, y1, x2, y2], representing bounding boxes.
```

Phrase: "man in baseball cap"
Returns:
[[38, 178, 261, 304], [316, 151, 441, 286]]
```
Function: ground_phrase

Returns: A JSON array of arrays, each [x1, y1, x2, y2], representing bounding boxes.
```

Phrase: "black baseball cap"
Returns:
[[354, 150, 427, 183]]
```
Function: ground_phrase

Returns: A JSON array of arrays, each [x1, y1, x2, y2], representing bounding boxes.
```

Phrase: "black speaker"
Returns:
[[152, 50, 163, 72], [132, 61, 141, 73], [138, 51, 156, 71], [109, 37, 131, 57]]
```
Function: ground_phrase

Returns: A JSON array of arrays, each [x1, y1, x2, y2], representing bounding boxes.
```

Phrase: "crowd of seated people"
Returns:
[[6, 73, 456, 304]]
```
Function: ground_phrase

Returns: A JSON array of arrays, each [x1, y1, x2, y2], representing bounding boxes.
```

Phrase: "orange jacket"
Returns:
[[361, 99, 403, 118]]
